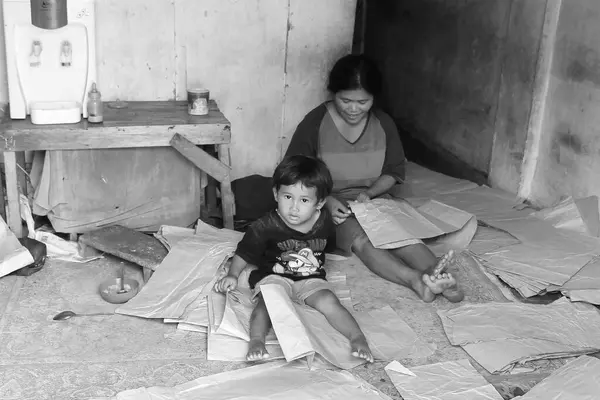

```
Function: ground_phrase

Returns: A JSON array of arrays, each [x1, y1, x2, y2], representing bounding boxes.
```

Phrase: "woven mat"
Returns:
[[0, 257, 241, 400]]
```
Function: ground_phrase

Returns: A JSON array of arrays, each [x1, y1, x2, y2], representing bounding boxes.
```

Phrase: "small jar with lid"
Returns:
[[87, 82, 103, 123]]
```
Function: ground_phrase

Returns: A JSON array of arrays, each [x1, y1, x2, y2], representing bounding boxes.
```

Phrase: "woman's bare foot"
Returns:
[[442, 286, 464, 303], [247, 339, 270, 361], [410, 277, 436, 303], [432, 250, 464, 302], [350, 336, 374, 363], [422, 272, 458, 295], [433, 249, 455, 275]]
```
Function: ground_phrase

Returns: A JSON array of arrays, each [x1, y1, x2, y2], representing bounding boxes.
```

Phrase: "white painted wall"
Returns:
[[0, 1, 8, 106], [0, 0, 356, 179]]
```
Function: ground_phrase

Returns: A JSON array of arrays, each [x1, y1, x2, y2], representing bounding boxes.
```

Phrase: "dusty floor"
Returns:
[[0, 163, 584, 399]]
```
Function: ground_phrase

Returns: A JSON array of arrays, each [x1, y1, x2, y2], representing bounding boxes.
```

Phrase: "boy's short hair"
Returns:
[[273, 155, 333, 201]]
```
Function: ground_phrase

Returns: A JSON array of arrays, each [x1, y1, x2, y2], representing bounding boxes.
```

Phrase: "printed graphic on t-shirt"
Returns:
[[272, 238, 327, 277]]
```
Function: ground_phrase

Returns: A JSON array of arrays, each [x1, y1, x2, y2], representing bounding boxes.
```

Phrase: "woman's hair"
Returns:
[[327, 54, 383, 96]]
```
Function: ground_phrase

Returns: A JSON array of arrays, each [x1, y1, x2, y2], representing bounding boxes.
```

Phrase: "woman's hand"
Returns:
[[356, 191, 371, 203], [326, 196, 352, 225]]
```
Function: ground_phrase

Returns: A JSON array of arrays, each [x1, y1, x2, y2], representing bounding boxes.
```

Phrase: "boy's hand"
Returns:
[[215, 275, 238, 293]]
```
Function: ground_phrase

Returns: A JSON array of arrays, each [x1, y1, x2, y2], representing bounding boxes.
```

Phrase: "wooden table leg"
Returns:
[[4, 152, 23, 237], [217, 143, 235, 230], [170, 134, 236, 230], [0, 163, 6, 222], [16, 151, 28, 197]]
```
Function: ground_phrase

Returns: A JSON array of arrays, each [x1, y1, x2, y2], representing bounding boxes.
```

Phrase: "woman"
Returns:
[[285, 54, 463, 303]]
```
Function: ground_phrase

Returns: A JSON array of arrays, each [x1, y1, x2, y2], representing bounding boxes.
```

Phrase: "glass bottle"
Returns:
[[87, 83, 103, 123]]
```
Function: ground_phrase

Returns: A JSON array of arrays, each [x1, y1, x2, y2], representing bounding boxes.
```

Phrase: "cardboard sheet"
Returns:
[[99, 360, 392, 400], [438, 298, 600, 373], [115, 222, 243, 319], [517, 356, 600, 399], [350, 199, 476, 250], [0, 215, 34, 278], [384, 359, 503, 400]]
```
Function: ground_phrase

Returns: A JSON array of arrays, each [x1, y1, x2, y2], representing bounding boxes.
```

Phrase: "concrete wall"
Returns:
[[0, 0, 356, 179], [364, 0, 545, 189], [489, 0, 546, 194], [527, 0, 600, 205]]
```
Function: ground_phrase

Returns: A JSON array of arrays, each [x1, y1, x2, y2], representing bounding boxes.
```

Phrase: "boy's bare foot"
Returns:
[[350, 336, 374, 363], [247, 339, 270, 361]]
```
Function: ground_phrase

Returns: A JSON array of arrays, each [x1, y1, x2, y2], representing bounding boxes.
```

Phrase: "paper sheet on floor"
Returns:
[[394, 162, 479, 199], [204, 270, 358, 363], [212, 272, 353, 341], [115, 221, 243, 319], [532, 196, 600, 237], [468, 225, 520, 255], [153, 224, 197, 250], [431, 186, 600, 252], [171, 260, 353, 328], [481, 242, 594, 297], [207, 282, 434, 366], [96, 360, 392, 400], [384, 359, 503, 400], [438, 298, 600, 373], [0, 215, 34, 278], [261, 284, 435, 369], [349, 199, 476, 250], [554, 257, 600, 305], [516, 356, 600, 399], [206, 285, 284, 362], [19, 194, 101, 263], [432, 186, 600, 297]]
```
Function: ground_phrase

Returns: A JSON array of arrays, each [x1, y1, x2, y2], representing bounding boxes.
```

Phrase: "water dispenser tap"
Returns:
[[29, 40, 42, 67], [60, 41, 72, 67]]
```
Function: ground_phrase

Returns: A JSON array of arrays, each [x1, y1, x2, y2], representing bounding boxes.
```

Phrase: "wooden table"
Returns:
[[0, 100, 235, 237]]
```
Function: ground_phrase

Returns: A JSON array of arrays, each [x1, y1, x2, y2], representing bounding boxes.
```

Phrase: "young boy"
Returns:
[[215, 155, 373, 363]]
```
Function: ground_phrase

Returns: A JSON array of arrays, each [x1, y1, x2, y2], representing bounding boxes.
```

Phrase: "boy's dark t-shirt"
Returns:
[[236, 208, 334, 288]]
